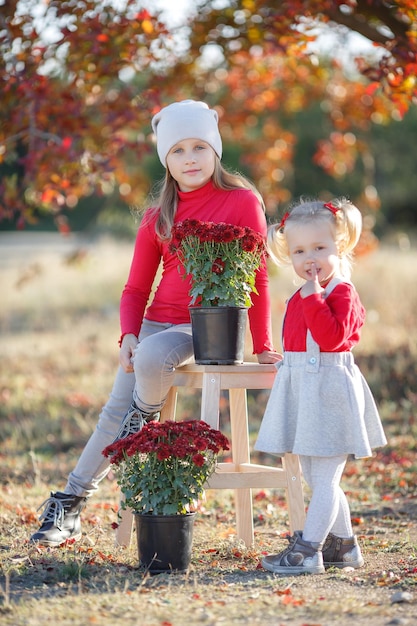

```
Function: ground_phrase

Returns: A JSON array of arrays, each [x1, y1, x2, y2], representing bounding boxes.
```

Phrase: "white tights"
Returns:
[[299, 455, 354, 544]]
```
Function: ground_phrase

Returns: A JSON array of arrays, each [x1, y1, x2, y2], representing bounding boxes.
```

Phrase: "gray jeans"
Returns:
[[64, 320, 194, 497]]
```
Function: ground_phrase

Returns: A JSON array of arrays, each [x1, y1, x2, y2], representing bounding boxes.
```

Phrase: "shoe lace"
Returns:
[[37, 495, 69, 529], [280, 533, 299, 557], [114, 407, 147, 441]]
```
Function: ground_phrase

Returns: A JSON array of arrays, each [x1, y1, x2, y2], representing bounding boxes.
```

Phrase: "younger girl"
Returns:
[[255, 198, 386, 575], [31, 99, 279, 546]]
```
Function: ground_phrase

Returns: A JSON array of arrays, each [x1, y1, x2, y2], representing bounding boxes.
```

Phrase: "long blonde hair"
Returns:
[[268, 197, 363, 279], [147, 156, 265, 240]]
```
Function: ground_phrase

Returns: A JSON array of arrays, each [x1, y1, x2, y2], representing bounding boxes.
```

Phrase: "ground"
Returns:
[[1, 232, 416, 625], [1, 469, 416, 626]]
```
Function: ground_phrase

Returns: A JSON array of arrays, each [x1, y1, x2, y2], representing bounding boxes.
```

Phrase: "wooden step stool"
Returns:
[[115, 363, 305, 547]]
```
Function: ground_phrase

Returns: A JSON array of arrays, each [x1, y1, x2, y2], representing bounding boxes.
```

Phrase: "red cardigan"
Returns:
[[119, 181, 274, 355], [283, 282, 366, 352]]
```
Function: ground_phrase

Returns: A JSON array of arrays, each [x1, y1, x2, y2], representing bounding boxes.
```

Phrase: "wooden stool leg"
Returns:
[[229, 388, 254, 547], [115, 494, 134, 547], [201, 372, 221, 428], [161, 386, 178, 422], [282, 453, 306, 533]]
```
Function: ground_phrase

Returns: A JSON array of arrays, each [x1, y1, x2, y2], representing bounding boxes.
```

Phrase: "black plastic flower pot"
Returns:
[[189, 306, 248, 365], [135, 512, 196, 574]]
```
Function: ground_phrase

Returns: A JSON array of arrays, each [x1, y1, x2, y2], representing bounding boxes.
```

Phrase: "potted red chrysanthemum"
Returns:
[[170, 220, 266, 364], [103, 420, 229, 573]]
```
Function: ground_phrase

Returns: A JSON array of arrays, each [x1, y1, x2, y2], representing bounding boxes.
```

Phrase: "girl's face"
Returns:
[[286, 220, 340, 285], [166, 138, 216, 192]]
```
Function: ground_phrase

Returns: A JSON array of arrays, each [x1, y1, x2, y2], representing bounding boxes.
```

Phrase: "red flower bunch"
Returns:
[[169, 220, 266, 307], [103, 420, 229, 515]]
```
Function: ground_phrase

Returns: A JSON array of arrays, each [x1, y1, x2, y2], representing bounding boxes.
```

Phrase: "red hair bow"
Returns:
[[277, 211, 290, 231], [323, 202, 339, 215]]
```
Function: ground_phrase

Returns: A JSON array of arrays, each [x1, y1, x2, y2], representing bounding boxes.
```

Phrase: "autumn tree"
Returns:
[[1, 0, 416, 229], [0, 0, 171, 229], [154, 0, 417, 215]]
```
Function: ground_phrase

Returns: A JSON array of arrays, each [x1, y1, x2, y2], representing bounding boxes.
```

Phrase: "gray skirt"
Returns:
[[255, 347, 387, 459]]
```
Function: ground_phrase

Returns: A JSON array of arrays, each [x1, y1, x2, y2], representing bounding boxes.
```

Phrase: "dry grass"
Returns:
[[1, 232, 417, 625]]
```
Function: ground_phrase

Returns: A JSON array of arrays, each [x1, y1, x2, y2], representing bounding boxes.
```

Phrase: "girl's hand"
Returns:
[[300, 262, 324, 299], [257, 350, 283, 364], [119, 333, 138, 373]]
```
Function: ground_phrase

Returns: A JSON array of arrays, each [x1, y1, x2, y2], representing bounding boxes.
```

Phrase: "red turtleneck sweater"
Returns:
[[119, 181, 274, 354]]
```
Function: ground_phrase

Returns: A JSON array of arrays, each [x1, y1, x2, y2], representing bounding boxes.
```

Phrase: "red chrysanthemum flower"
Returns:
[[102, 420, 230, 516], [169, 220, 266, 307]]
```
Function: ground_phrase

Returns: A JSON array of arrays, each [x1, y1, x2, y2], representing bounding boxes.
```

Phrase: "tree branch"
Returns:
[[327, 1, 411, 47]]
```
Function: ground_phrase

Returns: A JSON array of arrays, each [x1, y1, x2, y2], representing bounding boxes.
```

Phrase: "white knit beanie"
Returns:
[[151, 100, 223, 167]]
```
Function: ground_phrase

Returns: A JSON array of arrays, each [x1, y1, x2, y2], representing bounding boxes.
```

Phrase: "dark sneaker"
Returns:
[[30, 492, 87, 547], [261, 531, 324, 575], [113, 401, 160, 442], [322, 532, 364, 569]]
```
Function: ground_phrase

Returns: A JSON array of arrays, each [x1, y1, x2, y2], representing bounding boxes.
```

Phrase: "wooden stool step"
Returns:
[[115, 363, 305, 547]]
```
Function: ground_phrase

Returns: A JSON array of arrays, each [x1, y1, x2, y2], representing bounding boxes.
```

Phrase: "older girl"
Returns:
[[30, 100, 279, 546]]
